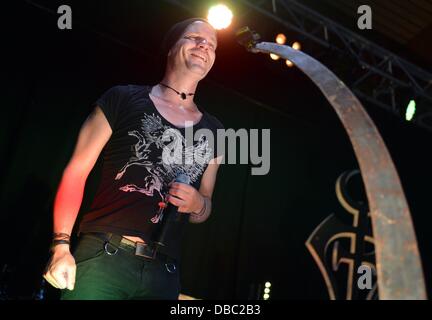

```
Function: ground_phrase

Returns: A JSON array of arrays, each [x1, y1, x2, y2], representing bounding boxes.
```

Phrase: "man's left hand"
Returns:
[[166, 182, 204, 213]]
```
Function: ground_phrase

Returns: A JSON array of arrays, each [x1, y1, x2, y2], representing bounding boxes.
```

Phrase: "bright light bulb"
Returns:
[[286, 60, 294, 67], [405, 99, 416, 121], [208, 4, 233, 30], [263, 293, 270, 300], [276, 33, 286, 44], [270, 53, 280, 60], [292, 41, 301, 50], [265, 282, 271, 288]]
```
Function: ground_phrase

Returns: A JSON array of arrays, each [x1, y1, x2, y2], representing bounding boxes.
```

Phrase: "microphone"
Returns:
[[153, 173, 191, 248], [171, 173, 191, 221], [235, 26, 261, 52]]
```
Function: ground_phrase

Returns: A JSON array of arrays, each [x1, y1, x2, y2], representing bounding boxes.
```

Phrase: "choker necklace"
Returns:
[[159, 83, 194, 100]]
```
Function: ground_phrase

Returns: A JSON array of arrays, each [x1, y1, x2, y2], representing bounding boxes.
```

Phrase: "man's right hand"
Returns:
[[43, 245, 76, 290], [45, 106, 112, 291]]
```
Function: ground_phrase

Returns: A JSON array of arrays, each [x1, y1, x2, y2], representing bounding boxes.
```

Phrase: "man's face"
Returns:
[[168, 21, 217, 79]]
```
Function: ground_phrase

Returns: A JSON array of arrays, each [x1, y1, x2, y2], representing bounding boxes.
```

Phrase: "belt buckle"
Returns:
[[135, 242, 156, 259]]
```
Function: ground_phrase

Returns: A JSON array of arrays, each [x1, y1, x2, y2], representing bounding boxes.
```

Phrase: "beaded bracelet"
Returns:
[[193, 197, 207, 217]]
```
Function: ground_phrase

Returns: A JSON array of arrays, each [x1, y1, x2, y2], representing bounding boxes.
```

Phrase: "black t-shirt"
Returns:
[[79, 85, 224, 258]]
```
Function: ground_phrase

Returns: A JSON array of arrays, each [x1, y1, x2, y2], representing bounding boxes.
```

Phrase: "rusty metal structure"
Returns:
[[236, 27, 427, 299]]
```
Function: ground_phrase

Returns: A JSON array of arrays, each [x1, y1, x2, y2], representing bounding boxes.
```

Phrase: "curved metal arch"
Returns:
[[247, 40, 426, 299]]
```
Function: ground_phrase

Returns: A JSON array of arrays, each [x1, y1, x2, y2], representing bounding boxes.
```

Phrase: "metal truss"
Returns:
[[235, 0, 432, 131]]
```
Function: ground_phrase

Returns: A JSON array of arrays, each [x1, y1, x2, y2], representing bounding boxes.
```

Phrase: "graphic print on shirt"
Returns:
[[114, 113, 213, 223]]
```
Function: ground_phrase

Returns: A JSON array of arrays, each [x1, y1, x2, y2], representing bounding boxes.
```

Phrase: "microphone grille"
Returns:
[[175, 173, 191, 185]]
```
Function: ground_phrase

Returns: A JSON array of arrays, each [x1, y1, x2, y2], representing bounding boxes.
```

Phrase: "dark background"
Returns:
[[1, 0, 431, 299]]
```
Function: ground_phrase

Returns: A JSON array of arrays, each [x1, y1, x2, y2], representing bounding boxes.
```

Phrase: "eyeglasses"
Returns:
[[183, 35, 216, 50]]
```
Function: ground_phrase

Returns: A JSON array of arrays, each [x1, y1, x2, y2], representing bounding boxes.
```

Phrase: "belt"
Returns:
[[83, 232, 176, 265]]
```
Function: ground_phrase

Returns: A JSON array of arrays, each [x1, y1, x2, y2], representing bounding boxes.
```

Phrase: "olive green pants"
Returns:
[[61, 233, 180, 300]]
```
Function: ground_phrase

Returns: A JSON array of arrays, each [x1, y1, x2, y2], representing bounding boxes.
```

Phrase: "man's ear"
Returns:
[[168, 40, 181, 57], [167, 47, 176, 59]]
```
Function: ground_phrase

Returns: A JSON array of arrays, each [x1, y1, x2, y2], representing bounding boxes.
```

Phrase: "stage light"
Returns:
[[263, 281, 271, 300], [207, 4, 233, 30], [292, 41, 301, 50], [276, 33, 286, 44], [270, 53, 280, 60], [405, 99, 416, 121], [286, 60, 294, 67]]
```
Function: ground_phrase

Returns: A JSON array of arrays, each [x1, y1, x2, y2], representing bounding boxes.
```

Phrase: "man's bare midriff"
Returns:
[[123, 235, 146, 244]]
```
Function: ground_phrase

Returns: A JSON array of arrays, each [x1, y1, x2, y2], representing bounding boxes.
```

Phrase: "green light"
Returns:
[[405, 100, 416, 121]]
